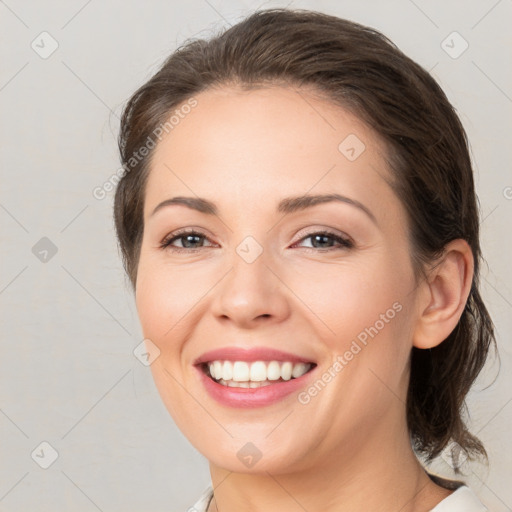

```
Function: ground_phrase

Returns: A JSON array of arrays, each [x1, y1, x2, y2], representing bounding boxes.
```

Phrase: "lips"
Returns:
[[194, 347, 317, 407]]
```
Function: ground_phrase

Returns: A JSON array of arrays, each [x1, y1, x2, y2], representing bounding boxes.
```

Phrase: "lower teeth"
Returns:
[[215, 378, 286, 388]]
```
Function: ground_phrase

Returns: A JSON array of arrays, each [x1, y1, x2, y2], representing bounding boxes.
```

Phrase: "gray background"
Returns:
[[1, 0, 511, 510]]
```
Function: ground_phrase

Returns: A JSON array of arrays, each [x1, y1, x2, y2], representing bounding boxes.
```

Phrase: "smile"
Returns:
[[194, 347, 317, 407]]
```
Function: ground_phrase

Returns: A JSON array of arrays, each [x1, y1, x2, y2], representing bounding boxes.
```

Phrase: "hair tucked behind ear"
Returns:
[[114, 8, 497, 465]]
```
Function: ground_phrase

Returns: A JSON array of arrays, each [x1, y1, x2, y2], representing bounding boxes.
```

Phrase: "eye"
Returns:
[[293, 230, 354, 251], [159, 229, 215, 252], [159, 229, 354, 253]]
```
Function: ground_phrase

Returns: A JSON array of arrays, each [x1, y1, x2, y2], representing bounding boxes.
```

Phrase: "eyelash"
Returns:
[[159, 228, 354, 253]]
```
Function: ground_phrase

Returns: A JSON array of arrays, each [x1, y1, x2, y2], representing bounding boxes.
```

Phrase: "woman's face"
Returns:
[[135, 85, 422, 474]]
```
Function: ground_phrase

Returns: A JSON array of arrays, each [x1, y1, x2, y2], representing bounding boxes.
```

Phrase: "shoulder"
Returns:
[[185, 486, 214, 512], [429, 485, 488, 511], [426, 471, 488, 511], [185, 482, 488, 512]]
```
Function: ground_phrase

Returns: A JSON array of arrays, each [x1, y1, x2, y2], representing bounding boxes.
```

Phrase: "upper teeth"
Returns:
[[208, 360, 311, 382]]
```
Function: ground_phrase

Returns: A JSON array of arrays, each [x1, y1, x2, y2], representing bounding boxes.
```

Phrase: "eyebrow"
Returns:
[[150, 193, 377, 224]]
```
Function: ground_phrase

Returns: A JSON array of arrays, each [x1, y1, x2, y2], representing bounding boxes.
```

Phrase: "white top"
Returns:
[[430, 485, 488, 511], [186, 484, 488, 511]]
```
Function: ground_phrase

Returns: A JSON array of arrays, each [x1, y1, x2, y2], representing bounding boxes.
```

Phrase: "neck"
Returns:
[[207, 412, 451, 512]]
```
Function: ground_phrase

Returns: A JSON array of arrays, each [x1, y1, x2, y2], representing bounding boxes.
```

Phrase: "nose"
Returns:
[[210, 246, 291, 329]]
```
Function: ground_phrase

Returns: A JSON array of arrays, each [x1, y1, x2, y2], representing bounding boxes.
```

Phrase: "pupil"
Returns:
[[313, 234, 332, 248], [184, 235, 201, 248]]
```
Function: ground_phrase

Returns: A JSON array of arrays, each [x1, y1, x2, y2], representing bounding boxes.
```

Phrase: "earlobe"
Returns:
[[413, 239, 474, 349]]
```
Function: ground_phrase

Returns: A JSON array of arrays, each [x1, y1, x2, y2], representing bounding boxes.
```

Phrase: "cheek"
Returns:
[[288, 255, 412, 348], [135, 258, 211, 342], [134, 262, 203, 425], [295, 262, 414, 422], [135, 273, 172, 341]]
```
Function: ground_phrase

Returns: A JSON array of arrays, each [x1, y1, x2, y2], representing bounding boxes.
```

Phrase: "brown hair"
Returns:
[[114, 8, 496, 465]]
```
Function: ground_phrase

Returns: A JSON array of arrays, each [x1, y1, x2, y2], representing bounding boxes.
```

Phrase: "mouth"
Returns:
[[201, 360, 317, 388], [193, 347, 318, 407]]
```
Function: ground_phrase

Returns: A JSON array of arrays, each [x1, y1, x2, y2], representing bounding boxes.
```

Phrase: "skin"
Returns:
[[135, 85, 473, 511]]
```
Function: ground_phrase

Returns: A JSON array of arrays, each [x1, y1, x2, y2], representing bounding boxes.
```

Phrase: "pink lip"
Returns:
[[194, 347, 315, 365], [195, 364, 317, 408]]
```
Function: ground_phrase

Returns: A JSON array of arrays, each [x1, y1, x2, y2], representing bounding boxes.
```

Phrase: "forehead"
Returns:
[[144, 85, 394, 220]]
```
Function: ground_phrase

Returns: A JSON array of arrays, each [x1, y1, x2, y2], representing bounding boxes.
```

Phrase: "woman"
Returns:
[[114, 8, 495, 511]]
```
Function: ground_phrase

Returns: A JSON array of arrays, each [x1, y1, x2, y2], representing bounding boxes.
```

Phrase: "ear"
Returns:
[[413, 239, 474, 349]]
